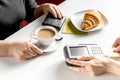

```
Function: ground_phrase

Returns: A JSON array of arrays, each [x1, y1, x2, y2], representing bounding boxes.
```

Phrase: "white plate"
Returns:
[[70, 10, 108, 32]]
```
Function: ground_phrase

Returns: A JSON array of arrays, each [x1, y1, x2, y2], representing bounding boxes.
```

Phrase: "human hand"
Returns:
[[34, 3, 63, 18], [67, 56, 110, 76], [112, 37, 120, 53], [8, 41, 43, 60], [41, 3, 63, 18]]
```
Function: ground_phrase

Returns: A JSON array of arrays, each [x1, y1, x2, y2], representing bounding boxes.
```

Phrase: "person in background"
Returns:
[[68, 37, 120, 76], [0, 0, 63, 60]]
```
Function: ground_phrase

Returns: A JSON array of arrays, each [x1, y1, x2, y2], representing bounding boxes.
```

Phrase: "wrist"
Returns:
[[0, 40, 12, 56], [6, 41, 14, 56], [105, 58, 120, 75], [34, 5, 44, 18]]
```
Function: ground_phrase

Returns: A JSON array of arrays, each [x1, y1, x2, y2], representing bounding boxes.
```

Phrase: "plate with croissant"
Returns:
[[70, 9, 108, 32]]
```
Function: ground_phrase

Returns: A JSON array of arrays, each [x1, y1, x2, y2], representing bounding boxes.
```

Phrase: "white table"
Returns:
[[1, 0, 120, 79]]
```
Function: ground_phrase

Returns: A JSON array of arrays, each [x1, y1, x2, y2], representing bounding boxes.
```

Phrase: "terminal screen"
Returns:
[[70, 46, 89, 56]]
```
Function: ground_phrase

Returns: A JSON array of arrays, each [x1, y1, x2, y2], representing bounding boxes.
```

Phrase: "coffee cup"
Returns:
[[32, 26, 57, 45]]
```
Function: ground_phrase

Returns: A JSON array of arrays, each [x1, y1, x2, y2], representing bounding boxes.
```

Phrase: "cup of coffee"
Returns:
[[33, 26, 57, 45]]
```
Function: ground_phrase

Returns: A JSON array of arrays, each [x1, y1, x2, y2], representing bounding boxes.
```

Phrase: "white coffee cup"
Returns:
[[32, 26, 57, 45]]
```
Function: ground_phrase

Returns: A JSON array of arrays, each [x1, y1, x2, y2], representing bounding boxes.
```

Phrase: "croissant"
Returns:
[[81, 9, 102, 30]]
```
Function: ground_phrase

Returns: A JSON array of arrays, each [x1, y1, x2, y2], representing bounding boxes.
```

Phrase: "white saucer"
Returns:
[[30, 38, 62, 53], [42, 41, 60, 53]]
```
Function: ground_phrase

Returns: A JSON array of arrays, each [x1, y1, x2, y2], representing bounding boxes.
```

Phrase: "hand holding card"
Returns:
[[42, 12, 66, 31]]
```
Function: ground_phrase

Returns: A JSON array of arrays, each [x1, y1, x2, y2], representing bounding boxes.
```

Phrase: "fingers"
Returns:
[[112, 37, 120, 53], [67, 56, 94, 67], [43, 3, 63, 18], [77, 56, 95, 61], [16, 42, 43, 60], [52, 5, 63, 18], [21, 52, 33, 60], [113, 46, 120, 53], [112, 37, 120, 48], [47, 5, 63, 18], [69, 66, 80, 72], [22, 43, 43, 60], [24, 46, 37, 57], [68, 60, 88, 67], [29, 43, 43, 55], [69, 66, 86, 72]]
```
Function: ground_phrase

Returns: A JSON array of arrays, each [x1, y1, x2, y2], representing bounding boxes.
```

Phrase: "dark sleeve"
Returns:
[[25, 0, 37, 22]]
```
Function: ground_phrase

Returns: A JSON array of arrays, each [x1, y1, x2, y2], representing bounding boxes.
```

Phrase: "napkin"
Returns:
[[62, 18, 88, 35]]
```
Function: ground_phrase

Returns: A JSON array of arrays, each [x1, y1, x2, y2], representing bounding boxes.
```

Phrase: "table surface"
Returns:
[[1, 0, 120, 79]]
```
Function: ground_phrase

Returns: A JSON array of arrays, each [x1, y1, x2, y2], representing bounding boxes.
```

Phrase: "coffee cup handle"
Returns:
[[55, 33, 63, 41], [30, 34, 39, 45]]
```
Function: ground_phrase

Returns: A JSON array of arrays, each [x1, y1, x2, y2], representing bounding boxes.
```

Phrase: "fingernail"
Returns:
[[38, 50, 44, 55], [41, 51, 44, 54], [67, 60, 73, 63], [113, 48, 117, 52], [54, 15, 57, 18]]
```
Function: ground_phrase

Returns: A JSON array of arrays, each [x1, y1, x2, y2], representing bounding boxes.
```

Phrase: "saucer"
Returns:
[[42, 41, 59, 53], [30, 38, 61, 53]]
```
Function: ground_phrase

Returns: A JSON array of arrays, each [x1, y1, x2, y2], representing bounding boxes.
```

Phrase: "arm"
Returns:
[[68, 56, 120, 76], [25, 0, 63, 22], [34, 3, 63, 18], [0, 40, 43, 60], [0, 40, 10, 56], [106, 58, 120, 75]]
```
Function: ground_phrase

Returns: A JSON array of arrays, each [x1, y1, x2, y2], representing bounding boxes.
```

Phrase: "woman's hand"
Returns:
[[7, 41, 43, 60], [67, 56, 111, 76], [34, 3, 63, 18], [112, 37, 120, 54]]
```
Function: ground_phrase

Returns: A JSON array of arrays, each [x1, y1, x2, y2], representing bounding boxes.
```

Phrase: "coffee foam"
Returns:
[[37, 28, 55, 39]]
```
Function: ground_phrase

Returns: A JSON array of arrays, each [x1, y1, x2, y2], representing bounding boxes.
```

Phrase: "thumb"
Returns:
[[77, 56, 94, 61], [113, 46, 120, 52]]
